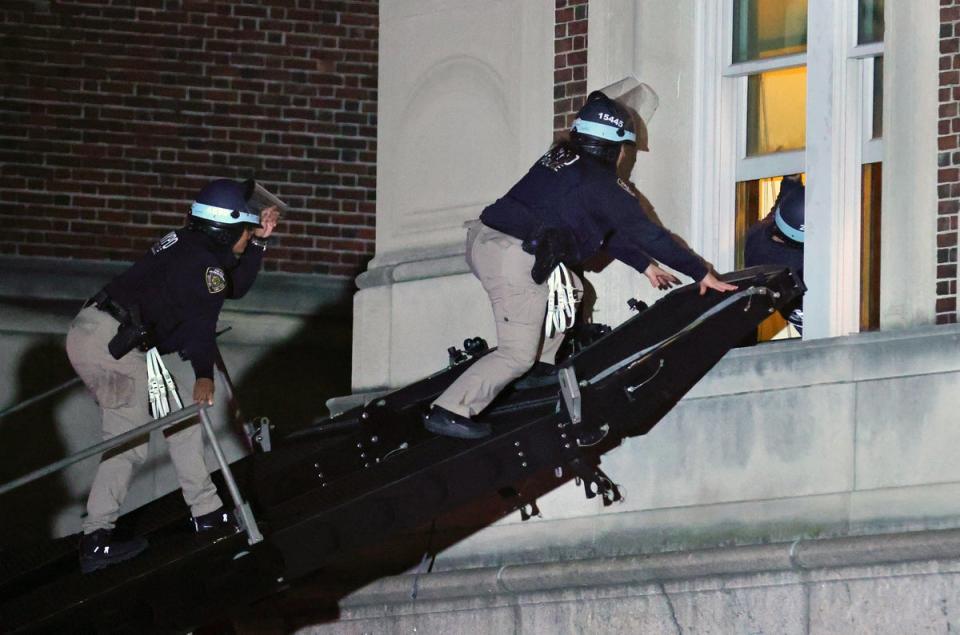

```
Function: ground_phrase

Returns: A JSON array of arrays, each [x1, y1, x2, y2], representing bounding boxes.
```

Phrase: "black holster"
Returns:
[[522, 227, 578, 284], [90, 290, 153, 360]]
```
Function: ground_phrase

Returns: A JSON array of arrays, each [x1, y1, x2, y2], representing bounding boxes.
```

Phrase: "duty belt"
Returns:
[[87, 289, 155, 358], [87, 289, 132, 324]]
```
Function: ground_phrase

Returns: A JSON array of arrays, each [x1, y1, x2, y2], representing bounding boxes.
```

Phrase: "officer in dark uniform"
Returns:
[[65, 178, 279, 573], [744, 177, 805, 333], [423, 91, 736, 440]]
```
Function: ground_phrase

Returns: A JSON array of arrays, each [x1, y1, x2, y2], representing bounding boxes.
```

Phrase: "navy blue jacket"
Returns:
[[480, 146, 709, 282], [744, 214, 804, 280], [104, 228, 264, 379]]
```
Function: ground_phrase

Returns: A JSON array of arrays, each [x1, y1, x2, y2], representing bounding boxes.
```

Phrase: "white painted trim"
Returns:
[[691, 0, 738, 272], [879, 0, 938, 328], [690, 0, 713, 260], [803, 0, 860, 338], [849, 41, 884, 59], [735, 76, 748, 163], [862, 139, 883, 165], [860, 56, 884, 164], [723, 0, 734, 67], [722, 53, 807, 77], [840, 10, 866, 337], [736, 151, 806, 182]]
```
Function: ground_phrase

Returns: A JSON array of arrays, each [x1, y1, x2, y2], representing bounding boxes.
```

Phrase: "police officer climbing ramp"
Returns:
[[65, 178, 279, 573]]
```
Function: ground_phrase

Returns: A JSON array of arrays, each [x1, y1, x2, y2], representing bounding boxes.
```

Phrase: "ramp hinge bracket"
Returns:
[[520, 499, 541, 521], [569, 459, 622, 507], [558, 366, 582, 425], [243, 416, 273, 453]]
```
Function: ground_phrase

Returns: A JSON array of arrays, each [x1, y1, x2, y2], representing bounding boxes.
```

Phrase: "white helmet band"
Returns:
[[191, 202, 260, 226], [571, 118, 637, 144]]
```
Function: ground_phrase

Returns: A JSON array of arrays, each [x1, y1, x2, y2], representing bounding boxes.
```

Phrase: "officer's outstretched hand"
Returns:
[[643, 263, 681, 290], [698, 272, 738, 296], [193, 378, 215, 406], [254, 206, 280, 239]]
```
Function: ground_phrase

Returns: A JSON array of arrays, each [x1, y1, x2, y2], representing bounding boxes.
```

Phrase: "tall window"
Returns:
[[713, 0, 884, 341], [855, 0, 884, 330], [729, 0, 808, 341]]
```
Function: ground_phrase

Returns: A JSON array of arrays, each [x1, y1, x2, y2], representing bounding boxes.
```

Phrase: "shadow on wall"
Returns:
[[231, 310, 355, 437], [0, 299, 355, 548], [0, 338, 77, 546]]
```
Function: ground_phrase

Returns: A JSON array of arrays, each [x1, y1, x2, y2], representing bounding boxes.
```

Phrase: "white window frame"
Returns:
[[691, 0, 884, 339], [854, 50, 884, 166]]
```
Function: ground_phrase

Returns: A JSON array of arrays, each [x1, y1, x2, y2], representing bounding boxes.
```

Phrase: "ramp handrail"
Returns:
[[0, 402, 263, 545], [0, 377, 82, 420]]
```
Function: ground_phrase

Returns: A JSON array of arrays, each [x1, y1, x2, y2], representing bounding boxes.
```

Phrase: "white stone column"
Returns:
[[352, 0, 555, 392], [879, 0, 938, 329], [803, 0, 858, 339], [586, 1, 705, 330]]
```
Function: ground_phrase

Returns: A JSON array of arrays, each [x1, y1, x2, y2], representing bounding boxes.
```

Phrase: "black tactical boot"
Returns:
[[79, 529, 148, 574], [192, 506, 240, 534], [514, 362, 559, 389], [422, 406, 491, 439]]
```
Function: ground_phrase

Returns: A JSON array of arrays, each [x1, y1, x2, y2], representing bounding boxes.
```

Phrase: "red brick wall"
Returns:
[[554, 0, 588, 135], [939, 0, 959, 322], [0, 0, 377, 277]]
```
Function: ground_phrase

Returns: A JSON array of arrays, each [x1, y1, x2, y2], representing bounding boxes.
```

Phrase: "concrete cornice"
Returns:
[[0, 255, 354, 317], [356, 252, 470, 289], [684, 322, 960, 401], [341, 527, 960, 607]]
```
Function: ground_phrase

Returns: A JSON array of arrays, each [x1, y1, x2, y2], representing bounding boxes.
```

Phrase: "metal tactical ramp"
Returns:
[[0, 266, 803, 633]]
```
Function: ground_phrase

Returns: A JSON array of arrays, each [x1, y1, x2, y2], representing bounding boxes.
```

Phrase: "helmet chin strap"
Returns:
[[186, 219, 245, 246], [570, 133, 621, 166]]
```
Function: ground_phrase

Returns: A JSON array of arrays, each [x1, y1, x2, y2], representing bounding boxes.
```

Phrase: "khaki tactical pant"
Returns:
[[433, 221, 582, 418], [66, 306, 222, 534]]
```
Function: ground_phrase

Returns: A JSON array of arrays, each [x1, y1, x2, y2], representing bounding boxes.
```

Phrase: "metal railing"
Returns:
[[0, 402, 263, 545], [0, 377, 81, 420]]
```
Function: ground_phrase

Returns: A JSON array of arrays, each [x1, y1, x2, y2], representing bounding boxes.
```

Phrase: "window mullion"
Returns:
[[723, 53, 807, 78], [736, 151, 806, 182], [848, 41, 883, 59], [804, 0, 862, 338]]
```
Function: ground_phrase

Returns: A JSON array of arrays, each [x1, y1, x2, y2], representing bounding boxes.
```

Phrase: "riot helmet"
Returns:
[[570, 91, 636, 165], [773, 184, 805, 244], [188, 178, 262, 246]]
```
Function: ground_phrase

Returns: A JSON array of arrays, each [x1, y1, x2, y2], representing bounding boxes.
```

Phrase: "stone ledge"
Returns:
[[356, 254, 470, 289], [0, 255, 354, 317], [340, 527, 960, 607]]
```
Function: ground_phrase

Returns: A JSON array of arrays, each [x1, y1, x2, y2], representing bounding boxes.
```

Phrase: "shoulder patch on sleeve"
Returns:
[[205, 267, 227, 294], [616, 178, 637, 198]]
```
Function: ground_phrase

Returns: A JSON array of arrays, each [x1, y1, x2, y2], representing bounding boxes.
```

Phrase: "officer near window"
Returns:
[[65, 178, 279, 573], [422, 90, 736, 440], [744, 176, 805, 334]]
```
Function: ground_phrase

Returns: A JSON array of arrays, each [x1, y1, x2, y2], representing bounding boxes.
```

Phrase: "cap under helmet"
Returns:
[[570, 91, 636, 165], [188, 178, 261, 246], [774, 184, 805, 244]]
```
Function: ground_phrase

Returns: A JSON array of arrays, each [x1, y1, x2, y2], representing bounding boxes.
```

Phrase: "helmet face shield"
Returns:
[[593, 77, 659, 152], [597, 77, 659, 126]]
